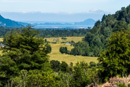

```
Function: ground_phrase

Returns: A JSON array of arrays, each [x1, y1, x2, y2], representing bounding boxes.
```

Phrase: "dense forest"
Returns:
[[0, 26, 130, 87], [37, 29, 89, 37], [66, 5, 130, 57], [0, 27, 89, 38], [0, 27, 12, 37]]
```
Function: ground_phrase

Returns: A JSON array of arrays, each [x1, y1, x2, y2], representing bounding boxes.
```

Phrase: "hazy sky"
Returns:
[[0, 0, 129, 14]]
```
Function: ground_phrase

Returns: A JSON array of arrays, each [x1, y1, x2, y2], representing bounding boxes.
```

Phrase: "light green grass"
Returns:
[[46, 37, 98, 65], [45, 37, 84, 43], [0, 37, 98, 65]]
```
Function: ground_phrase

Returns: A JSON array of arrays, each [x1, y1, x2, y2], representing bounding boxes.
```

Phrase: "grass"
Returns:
[[45, 36, 84, 43], [0, 37, 98, 65], [0, 38, 3, 42], [46, 37, 98, 65], [0, 50, 2, 55]]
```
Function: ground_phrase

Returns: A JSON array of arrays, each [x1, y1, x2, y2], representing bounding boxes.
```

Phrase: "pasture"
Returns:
[[0, 37, 98, 65], [46, 37, 98, 65]]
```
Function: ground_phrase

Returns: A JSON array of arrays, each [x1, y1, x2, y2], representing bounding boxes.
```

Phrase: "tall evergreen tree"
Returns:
[[0, 27, 51, 86], [98, 30, 130, 81]]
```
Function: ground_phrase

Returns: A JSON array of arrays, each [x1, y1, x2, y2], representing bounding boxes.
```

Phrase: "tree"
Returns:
[[70, 62, 90, 87], [7, 70, 57, 87], [89, 62, 96, 68], [98, 31, 130, 81], [70, 41, 90, 56], [59, 47, 68, 54], [0, 27, 51, 86], [50, 60, 60, 72], [60, 61, 68, 72]]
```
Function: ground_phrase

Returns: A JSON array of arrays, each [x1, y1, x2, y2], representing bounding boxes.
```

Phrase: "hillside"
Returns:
[[70, 5, 130, 57], [0, 15, 24, 27], [74, 18, 95, 25]]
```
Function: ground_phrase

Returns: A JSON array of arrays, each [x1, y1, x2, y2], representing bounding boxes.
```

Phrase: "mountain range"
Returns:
[[0, 15, 24, 27], [0, 14, 96, 28], [1, 12, 104, 23]]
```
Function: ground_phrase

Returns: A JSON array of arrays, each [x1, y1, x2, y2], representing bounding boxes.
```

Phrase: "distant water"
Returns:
[[33, 24, 93, 29]]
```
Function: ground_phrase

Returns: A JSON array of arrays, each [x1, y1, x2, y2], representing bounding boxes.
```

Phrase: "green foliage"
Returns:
[[128, 83, 130, 87], [6, 70, 57, 87], [89, 61, 96, 68], [60, 61, 69, 72], [0, 27, 89, 38], [117, 83, 126, 87], [61, 37, 67, 40], [0, 27, 52, 86], [98, 31, 130, 81], [70, 41, 90, 56], [71, 5, 130, 57], [70, 62, 90, 87], [56, 72, 72, 87], [0, 27, 12, 37], [50, 60, 60, 72], [59, 47, 68, 54], [38, 29, 89, 37]]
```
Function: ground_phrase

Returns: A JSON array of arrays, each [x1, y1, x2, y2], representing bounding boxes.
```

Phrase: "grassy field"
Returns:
[[0, 38, 3, 42], [0, 37, 98, 65], [46, 37, 98, 65], [45, 36, 84, 43]]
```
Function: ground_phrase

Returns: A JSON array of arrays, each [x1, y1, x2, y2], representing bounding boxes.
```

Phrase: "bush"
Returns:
[[50, 60, 60, 72], [60, 61, 69, 72], [59, 47, 68, 54], [89, 62, 96, 68]]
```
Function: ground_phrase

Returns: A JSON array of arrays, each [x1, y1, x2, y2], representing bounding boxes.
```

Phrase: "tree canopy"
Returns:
[[98, 30, 130, 81], [70, 5, 130, 57], [0, 27, 51, 86]]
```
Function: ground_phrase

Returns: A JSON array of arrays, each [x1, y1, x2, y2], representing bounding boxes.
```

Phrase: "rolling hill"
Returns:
[[0, 15, 24, 27]]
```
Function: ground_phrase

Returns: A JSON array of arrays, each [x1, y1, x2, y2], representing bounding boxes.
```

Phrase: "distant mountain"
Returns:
[[1, 12, 104, 23], [0, 15, 26, 27], [32, 18, 95, 29], [74, 19, 96, 25]]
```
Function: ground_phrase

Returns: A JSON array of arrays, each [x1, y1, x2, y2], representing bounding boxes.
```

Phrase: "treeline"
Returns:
[[37, 29, 90, 37], [0, 27, 89, 37], [68, 5, 130, 57], [1, 27, 130, 86], [0, 27, 12, 37]]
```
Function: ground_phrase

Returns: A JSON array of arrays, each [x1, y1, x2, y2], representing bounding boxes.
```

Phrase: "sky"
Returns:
[[0, 0, 129, 22], [0, 0, 129, 14]]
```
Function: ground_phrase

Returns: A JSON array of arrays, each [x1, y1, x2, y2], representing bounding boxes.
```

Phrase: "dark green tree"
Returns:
[[98, 31, 130, 81], [60, 61, 68, 72], [50, 60, 60, 72], [0, 27, 51, 86], [59, 47, 68, 54], [70, 62, 90, 87]]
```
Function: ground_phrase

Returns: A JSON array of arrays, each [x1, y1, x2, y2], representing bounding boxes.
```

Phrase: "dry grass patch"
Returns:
[[45, 37, 84, 43], [0, 38, 3, 42], [49, 43, 98, 65], [0, 37, 98, 65]]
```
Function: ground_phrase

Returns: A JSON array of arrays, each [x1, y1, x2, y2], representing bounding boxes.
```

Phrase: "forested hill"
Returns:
[[70, 5, 130, 57], [0, 15, 24, 27], [38, 29, 89, 37]]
